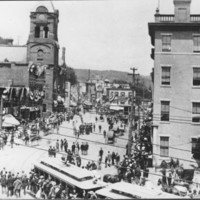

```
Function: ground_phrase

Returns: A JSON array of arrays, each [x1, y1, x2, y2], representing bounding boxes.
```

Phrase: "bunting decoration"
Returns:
[[109, 93, 115, 102], [28, 62, 47, 78], [1, 87, 45, 103], [29, 89, 45, 102]]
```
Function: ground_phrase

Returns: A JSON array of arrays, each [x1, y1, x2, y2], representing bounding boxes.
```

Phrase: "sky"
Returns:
[[0, 0, 200, 75]]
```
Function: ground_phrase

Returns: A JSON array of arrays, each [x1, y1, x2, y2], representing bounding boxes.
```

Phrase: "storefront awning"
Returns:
[[191, 134, 200, 139], [2, 114, 20, 127], [110, 106, 123, 111]]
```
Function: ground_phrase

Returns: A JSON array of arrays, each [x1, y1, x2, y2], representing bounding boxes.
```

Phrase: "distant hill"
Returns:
[[74, 68, 152, 89]]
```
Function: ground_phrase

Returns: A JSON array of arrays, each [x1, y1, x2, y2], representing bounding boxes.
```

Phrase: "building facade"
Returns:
[[27, 4, 59, 113], [0, 2, 67, 119], [107, 88, 131, 115], [149, 0, 200, 167]]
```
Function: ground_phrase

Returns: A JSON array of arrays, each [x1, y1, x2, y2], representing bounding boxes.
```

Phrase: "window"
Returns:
[[193, 36, 200, 52], [177, 8, 187, 22], [35, 26, 40, 38], [193, 68, 200, 86], [37, 49, 44, 61], [42, 104, 46, 112], [161, 67, 171, 85], [160, 137, 169, 157], [161, 101, 170, 121], [192, 102, 200, 122], [43, 26, 49, 38], [162, 35, 171, 52]]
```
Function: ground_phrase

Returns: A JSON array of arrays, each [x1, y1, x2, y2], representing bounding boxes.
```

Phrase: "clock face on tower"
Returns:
[[39, 14, 46, 21]]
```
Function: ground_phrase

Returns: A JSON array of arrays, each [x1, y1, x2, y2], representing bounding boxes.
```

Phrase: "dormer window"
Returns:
[[43, 26, 49, 38], [35, 26, 40, 38]]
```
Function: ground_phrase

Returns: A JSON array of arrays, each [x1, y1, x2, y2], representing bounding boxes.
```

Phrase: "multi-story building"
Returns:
[[27, 3, 60, 113], [0, 2, 68, 119], [107, 88, 131, 115], [149, 0, 200, 167]]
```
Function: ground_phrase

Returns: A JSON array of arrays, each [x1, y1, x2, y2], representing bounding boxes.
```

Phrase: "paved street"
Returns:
[[0, 112, 129, 199], [0, 111, 163, 200]]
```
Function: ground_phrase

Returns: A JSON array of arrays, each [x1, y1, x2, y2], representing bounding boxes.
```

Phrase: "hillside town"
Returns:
[[0, 0, 200, 199]]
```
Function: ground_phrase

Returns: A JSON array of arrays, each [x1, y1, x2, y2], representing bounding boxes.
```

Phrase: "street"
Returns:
[[0, 112, 130, 199]]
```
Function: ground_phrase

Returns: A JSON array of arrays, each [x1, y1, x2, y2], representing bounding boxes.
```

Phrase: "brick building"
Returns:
[[0, 2, 65, 119], [149, 0, 200, 167]]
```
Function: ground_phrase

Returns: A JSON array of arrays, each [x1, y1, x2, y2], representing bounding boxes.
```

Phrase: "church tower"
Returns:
[[27, 3, 60, 112], [27, 3, 59, 65]]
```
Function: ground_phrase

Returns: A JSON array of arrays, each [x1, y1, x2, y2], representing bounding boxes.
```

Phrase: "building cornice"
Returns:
[[148, 22, 200, 46]]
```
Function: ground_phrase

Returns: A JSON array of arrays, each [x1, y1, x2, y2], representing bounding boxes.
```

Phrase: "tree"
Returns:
[[113, 79, 128, 84], [65, 67, 77, 85]]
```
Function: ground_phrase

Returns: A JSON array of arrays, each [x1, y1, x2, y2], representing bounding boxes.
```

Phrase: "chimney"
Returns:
[[174, 0, 191, 22], [62, 47, 66, 64]]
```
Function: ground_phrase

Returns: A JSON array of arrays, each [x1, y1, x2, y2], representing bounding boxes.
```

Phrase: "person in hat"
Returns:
[[60, 139, 64, 151], [10, 135, 14, 148], [21, 174, 29, 195], [1, 174, 7, 194], [48, 146, 52, 157], [135, 165, 141, 185], [56, 140, 59, 152], [85, 142, 89, 155], [52, 147, 56, 158], [99, 148, 104, 160], [13, 177, 22, 198], [115, 153, 120, 166], [107, 151, 111, 167]]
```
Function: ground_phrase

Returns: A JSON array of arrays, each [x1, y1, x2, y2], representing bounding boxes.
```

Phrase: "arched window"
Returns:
[[43, 26, 49, 38], [37, 49, 44, 61], [35, 26, 40, 38]]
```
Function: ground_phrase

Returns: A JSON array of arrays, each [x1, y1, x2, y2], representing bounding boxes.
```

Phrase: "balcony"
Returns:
[[155, 14, 174, 23], [191, 15, 200, 22], [155, 14, 200, 23]]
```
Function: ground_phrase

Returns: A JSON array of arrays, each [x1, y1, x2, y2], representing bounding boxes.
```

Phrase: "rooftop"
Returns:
[[154, 13, 200, 23], [31, 1, 55, 13], [0, 46, 27, 63]]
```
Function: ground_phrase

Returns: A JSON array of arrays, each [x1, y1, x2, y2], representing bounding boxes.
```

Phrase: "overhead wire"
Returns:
[[3, 118, 200, 155], [39, 132, 199, 165]]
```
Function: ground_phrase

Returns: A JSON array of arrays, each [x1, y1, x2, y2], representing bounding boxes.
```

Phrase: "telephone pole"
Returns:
[[0, 96, 3, 130], [127, 68, 139, 157]]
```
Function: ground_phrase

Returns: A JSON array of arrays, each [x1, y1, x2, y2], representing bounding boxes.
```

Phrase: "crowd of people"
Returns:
[[2, 106, 200, 199], [0, 168, 29, 198], [0, 167, 98, 199]]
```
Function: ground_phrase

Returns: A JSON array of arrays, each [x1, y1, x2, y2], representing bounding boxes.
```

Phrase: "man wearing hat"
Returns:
[[13, 177, 22, 198], [21, 174, 29, 195]]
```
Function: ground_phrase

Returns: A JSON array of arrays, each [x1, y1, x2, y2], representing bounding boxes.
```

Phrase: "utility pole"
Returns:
[[127, 68, 138, 157], [0, 96, 3, 130], [77, 82, 80, 106]]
